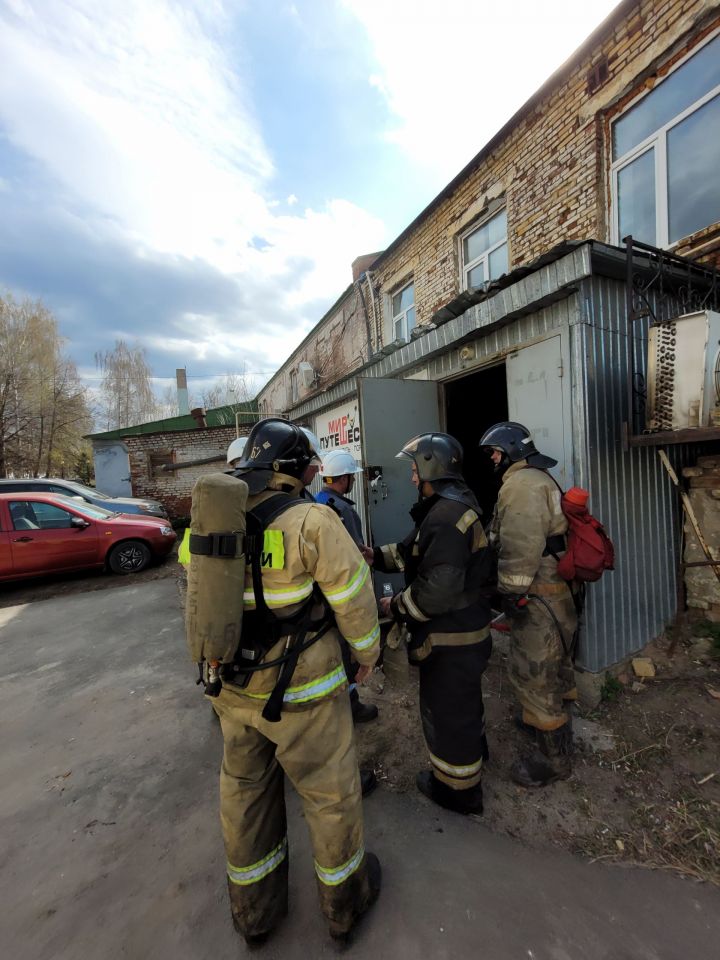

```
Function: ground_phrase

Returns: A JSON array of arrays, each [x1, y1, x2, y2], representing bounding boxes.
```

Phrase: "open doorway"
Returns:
[[444, 363, 508, 521]]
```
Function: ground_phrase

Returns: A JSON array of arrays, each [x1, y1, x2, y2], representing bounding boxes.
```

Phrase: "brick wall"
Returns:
[[370, 0, 720, 327], [260, 283, 374, 416], [125, 426, 238, 520], [258, 0, 719, 412], [683, 455, 720, 620]]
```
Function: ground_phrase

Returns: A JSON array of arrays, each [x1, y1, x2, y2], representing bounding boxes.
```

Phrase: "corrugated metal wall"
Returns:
[[572, 275, 690, 671], [291, 246, 716, 671]]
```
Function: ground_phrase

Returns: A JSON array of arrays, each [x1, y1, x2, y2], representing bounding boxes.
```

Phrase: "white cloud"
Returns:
[[0, 0, 387, 371], [343, 0, 621, 184]]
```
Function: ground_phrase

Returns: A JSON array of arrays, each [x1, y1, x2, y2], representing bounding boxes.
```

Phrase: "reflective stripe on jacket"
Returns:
[[489, 460, 568, 594], [227, 477, 379, 705], [375, 492, 492, 661]]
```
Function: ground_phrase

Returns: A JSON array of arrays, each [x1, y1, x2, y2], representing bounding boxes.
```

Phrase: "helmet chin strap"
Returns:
[[493, 453, 510, 475]]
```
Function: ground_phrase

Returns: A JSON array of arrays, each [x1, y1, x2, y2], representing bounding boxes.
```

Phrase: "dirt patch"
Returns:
[[0, 555, 182, 608], [354, 630, 720, 886]]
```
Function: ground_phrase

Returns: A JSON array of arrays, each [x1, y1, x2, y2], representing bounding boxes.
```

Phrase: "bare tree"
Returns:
[[95, 340, 158, 430], [200, 368, 259, 414], [0, 293, 92, 477]]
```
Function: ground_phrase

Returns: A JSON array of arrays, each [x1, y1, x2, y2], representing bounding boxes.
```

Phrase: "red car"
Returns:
[[0, 493, 177, 582]]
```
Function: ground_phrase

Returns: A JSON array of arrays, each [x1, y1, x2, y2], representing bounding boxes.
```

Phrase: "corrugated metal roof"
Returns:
[[431, 241, 585, 324], [86, 400, 259, 441]]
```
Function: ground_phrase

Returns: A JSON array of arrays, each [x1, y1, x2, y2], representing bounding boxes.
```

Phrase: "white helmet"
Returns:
[[300, 427, 322, 466], [322, 449, 362, 480], [227, 435, 249, 465]]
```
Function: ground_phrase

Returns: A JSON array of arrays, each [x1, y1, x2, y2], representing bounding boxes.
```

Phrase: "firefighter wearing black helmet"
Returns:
[[213, 418, 381, 945], [367, 432, 493, 815], [480, 421, 577, 787]]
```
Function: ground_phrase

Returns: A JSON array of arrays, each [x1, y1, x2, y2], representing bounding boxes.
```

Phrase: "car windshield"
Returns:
[[50, 494, 116, 519], [63, 480, 111, 500]]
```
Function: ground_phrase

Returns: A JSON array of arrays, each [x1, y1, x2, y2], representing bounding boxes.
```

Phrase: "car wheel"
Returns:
[[108, 540, 151, 575]]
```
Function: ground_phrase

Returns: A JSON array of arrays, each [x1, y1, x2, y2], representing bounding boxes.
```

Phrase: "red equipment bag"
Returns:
[[555, 488, 615, 583]]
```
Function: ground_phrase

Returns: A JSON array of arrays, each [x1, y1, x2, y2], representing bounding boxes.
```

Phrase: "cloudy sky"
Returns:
[[0, 0, 620, 400]]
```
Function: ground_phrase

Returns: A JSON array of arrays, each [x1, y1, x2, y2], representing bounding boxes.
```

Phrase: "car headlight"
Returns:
[[160, 526, 174, 536]]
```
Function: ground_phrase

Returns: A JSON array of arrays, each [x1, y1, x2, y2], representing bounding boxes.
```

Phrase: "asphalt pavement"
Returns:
[[1, 580, 718, 960]]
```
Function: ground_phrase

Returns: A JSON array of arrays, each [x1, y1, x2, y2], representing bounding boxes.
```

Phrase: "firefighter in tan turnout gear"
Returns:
[[367, 433, 493, 815], [481, 421, 578, 787], [193, 418, 382, 946]]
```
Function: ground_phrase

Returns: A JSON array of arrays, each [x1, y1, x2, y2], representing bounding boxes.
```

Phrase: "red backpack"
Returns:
[[554, 488, 615, 583]]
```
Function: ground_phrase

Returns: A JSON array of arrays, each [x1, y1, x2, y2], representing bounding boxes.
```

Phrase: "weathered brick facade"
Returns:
[[258, 0, 720, 416], [125, 426, 238, 520], [259, 282, 377, 417]]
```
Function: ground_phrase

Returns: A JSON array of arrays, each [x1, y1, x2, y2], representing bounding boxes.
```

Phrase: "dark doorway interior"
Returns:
[[444, 363, 508, 521]]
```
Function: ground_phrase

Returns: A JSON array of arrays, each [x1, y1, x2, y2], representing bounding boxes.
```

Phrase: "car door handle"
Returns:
[[12, 536, 34, 542]]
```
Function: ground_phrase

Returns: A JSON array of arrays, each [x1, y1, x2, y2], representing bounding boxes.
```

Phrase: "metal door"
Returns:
[[93, 442, 132, 497], [506, 334, 572, 487], [358, 377, 441, 596]]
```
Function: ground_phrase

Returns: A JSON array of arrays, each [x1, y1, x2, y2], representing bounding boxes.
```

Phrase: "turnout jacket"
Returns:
[[488, 460, 569, 595], [225, 474, 380, 707], [314, 489, 364, 547], [375, 492, 492, 662]]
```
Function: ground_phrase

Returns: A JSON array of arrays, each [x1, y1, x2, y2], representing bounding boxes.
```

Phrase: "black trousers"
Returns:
[[418, 638, 492, 802]]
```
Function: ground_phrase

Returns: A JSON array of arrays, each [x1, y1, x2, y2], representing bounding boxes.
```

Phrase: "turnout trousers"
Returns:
[[417, 638, 492, 806], [508, 587, 578, 730], [213, 684, 375, 938]]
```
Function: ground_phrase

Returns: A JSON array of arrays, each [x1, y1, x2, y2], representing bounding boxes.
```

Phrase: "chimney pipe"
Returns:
[[190, 407, 207, 428], [176, 368, 190, 415]]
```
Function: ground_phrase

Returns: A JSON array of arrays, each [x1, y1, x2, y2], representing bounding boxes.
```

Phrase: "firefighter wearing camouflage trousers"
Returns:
[[369, 433, 493, 815], [213, 418, 382, 947], [481, 422, 577, 787]]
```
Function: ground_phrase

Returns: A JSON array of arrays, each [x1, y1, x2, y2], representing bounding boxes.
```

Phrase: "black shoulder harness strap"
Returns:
[[242, 493, 336, 723]]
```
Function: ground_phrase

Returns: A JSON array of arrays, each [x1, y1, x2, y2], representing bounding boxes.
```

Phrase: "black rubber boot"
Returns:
[[513, 705, 538, 738], [360, 768, 377, 797], [243, 931, 271, 950], [511, 722, 573, 787], [329, 852, 382, 948], [415, 770, 484, 815], [350, 687, 378, 724]]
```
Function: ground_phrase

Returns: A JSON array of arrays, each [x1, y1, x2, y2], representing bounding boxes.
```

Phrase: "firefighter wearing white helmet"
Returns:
[[316, 450, 364, 545], [227, 435, 249, 468], [317, 449, 379, 724]]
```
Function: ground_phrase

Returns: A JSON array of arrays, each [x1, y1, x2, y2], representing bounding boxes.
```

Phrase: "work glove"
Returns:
[[501, 594, 529, 622]]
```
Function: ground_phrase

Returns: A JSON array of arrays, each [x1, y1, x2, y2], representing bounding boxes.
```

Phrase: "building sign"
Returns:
[[315, 400, 362, 461]]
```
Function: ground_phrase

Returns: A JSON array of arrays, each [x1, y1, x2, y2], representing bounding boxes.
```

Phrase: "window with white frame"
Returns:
[[612, 32, 720, 248], [461, 208, 508, 290], [391, 282, 415, 342], [289, 369, 298, 404]]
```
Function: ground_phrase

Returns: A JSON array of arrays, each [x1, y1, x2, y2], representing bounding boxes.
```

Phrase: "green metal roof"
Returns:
[[86, 400, 259, 441]]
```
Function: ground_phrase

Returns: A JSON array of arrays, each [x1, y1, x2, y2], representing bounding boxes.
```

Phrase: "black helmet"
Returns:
[[479, 421, 557, 469], [234, 417, 320, 493], [396, 433, 464, 482]]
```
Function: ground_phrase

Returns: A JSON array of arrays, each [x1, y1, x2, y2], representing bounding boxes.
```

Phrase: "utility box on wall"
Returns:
[[646, 310, 720, 431]]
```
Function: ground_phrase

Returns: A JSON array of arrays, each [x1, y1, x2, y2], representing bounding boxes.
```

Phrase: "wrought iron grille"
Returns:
[[624, 236, 720, 435]]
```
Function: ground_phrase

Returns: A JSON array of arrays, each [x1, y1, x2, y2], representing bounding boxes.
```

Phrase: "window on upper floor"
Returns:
[[391, 282, 415, 342], [611, 32, 720, 248], [461, 208, 508, 290], [289, 369, 298, 404]]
